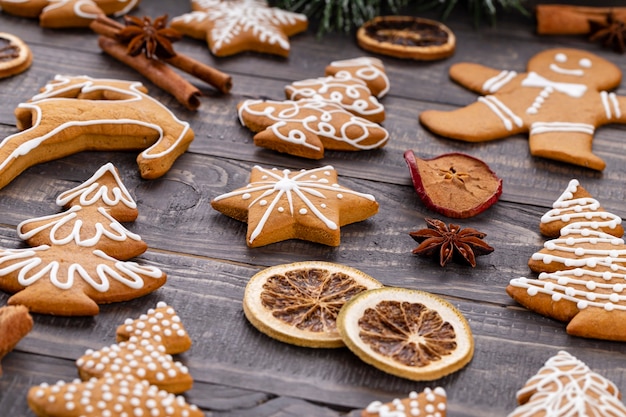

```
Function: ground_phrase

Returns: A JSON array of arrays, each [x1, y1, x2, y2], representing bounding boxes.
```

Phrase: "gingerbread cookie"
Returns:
[[0, 75, 194, 191], [0, 33, 32, 79], [76, 337, 193, 393], [238, 98, 389, 159], [0, 305, 33, 376], [362, 387, 447, 417], [211, 165, 379, 247], [508, 182, 626, 340], [325, 57, 390, 99], [285, 74, 385, 123], [509, 350, 626, 416], [536, 178, 623, 238], [528, 179, 624, 274], [420, 48, 626, 171], [116, 301, 192, 355], [171, 0, 308, 57], [0, 0, 140, 27], [27, 374, 204, 417], [0, 163, 166, 316]]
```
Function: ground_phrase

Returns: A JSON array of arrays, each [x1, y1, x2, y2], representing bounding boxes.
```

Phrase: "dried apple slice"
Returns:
[[337, 287, 474, 381], [243, 261, 383, 348], [404, 150, 502, 218]]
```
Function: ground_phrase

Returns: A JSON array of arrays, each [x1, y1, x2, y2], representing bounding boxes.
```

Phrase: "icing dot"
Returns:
[[337, 193, 343, 199], [577, 300, 589, 309], [527, 287, 538, 296], [552, 293, 562, 301], [605, 303, 615, 311], [299, 208, 307, 215], [555, 53, 567, 62], [320, 203, 327, 209], [259, 200, 267, 206], [579, 58, 592, 68], [614, 284, 624, 292], [586, 281, 596, 291], [277, 207, 285, 213], [609, 293, 619, 303]]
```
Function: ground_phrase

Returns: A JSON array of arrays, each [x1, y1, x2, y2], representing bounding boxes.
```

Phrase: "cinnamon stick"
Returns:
[[536, 4, 626, 35], [98, 36, 201, 110]]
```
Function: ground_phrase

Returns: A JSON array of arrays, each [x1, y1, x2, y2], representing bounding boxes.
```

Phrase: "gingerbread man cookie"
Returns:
[[0, 0, 140, 27], [0, 75, 194, 191], [0, 163, 166, 316], [211, 165, 379, 247], [171, 0, 308, 57], [509, 351, 626, 416], [420, 48, 626, 171]]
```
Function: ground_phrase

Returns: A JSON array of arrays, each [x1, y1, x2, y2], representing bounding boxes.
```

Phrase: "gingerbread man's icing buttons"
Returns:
[[420, 48, 625, 171]]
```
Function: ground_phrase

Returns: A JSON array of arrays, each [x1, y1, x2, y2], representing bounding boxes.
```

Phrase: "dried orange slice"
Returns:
[[0, 33, 32, 79], [357, 16, 455, 61], [243, 261, 383, 348], [337, 287, 474, 380]]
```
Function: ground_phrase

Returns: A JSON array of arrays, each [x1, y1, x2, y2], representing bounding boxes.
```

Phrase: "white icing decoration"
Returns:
[[530, 122, 594, 136], [600, 91, 622, 120], [508, 351, 626, 417], [549, 63, 584, 76], [521, 72, 587, 98], [364, 388, 446, 417], [285, 74, 384, 120], [237, 98, 389, 151], [555, 53, 567, 63], [328, 57, 390, 98], [482, 70, 517, 93], [42, 0, 100, 19], [0, 246, 162, 292], [0, 75, 192, 179], [213, 165, 375, 244], [477, 95, 523, 131], [579, 58, 592, 68]]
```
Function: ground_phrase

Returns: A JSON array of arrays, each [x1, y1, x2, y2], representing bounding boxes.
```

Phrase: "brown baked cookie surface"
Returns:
[[420, 48, 626, 171]]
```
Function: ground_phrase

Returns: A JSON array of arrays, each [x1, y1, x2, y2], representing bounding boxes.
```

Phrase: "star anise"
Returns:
[[588, 13, 626, 54], [409, 218, 494, 267], [116, 14, 182, 59]]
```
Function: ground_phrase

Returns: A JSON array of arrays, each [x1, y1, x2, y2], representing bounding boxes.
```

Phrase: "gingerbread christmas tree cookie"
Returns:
[[171, 0, 308, 57], [420, 48, 626, 171], [211, 165, 379, 247], [0, 163, 166, 316], [509, 351, 626, 416]]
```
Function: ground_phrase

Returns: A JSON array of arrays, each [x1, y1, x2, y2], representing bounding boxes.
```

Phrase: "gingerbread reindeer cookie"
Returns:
[[420, 48, 625, 170], [0, 75, 194, 191]]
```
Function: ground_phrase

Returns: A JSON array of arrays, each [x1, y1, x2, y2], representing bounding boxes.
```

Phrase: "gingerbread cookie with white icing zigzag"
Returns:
[[420, 48, 626, 170]]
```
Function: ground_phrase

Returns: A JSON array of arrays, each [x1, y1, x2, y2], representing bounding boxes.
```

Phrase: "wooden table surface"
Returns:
[[2, 2, 626, 416]]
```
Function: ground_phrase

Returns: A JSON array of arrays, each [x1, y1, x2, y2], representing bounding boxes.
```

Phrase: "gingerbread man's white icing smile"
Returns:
[[420, 48, 626, 171]]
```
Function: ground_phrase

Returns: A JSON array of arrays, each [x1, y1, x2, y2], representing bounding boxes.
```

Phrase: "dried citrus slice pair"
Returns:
[[243, 261, 383, 348], [243, 261, 474, 381]]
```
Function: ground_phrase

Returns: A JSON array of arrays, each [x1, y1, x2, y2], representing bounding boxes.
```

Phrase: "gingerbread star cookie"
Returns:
[[238, 98, 389, 159], [362, 387, 448, 417], [509, 351, 626, 416], [211, 165, 379, 247], [0, 33, 32, 79], [420, 48, 626, 171], [0, 163, 166, 316], [0, 305, 33, 376], [0, 75, 194, 191], [27, 374, 204, 417], [171, 0, 308, 57], [508, 180, 626, 341]]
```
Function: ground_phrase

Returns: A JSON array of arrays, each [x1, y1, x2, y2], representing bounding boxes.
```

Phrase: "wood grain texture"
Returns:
[[1, 2, 626, 416]]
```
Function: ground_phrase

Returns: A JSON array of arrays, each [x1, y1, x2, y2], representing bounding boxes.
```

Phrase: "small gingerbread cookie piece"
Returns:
[[509, 351, 626, 416], [211, 165, 379, 247], [0, 75, 194, 191], [238, 98, 389, 159], [39, 0, 103, 28], [362, 387, 447, 417], [420, 48, 626, 171], [325, 57, 390, 98], [0, 305, 33, 376], [76, 337, 193, 394], [0, 33, 32, 79], [116, 302, 192, 355], [27, 374, 204, 417], [538, 179, 623, 238], [285, 74, 385, 123], [171, 0, 308, 57]]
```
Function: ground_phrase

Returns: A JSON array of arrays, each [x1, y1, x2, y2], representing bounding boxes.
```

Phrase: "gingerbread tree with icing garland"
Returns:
[[507, 179, 626, 341], [0, 163, 166, 316]]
